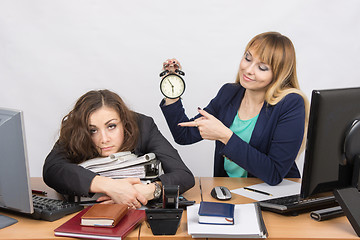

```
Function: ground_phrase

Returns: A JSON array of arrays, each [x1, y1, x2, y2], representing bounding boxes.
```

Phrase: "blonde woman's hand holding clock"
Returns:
[[163, 58, 182, 74], [160, 58, 185, 106]]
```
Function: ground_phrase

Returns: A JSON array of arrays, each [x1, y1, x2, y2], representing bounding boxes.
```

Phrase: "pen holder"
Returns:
[[145, 209, 183, 235]]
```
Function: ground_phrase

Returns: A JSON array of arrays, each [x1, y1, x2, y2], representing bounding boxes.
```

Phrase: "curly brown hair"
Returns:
[[58, 90, 139, 163]]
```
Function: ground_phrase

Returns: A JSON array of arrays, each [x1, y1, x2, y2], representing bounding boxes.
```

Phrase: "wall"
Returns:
[[1, 0, 359, 178]]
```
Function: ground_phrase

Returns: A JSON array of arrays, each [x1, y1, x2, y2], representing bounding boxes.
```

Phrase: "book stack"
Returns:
[[78, 152, 162, 180], [54, 204, 145, 240]]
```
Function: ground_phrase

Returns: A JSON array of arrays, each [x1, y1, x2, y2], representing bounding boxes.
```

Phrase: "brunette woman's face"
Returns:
[[88, 106, 125, 157], [238, 49, 273, 93]]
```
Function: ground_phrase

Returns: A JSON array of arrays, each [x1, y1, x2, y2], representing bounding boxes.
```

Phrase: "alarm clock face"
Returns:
[[160, 74, 185, 99]]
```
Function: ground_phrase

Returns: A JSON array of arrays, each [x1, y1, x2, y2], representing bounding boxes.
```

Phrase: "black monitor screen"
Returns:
[[300, 87, 360, 199]]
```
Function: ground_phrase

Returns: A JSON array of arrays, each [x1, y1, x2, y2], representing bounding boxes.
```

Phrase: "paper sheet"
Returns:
[[231, 179, 301, 201]]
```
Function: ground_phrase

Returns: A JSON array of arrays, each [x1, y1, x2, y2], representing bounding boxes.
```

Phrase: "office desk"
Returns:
[[200, 177, 358, 240], [1, 177, 358, 240], [0, 177, 201, 240], [0, 178, 140, 240]]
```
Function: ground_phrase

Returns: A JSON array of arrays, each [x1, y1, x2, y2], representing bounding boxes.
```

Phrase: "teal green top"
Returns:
[[224, 112, 259, 177]]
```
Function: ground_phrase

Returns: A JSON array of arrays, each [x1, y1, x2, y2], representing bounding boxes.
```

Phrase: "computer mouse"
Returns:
[[211, 186, 232, 200]]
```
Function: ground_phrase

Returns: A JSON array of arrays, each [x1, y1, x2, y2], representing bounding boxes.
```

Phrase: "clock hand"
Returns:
[[167, 79, 174, 88]]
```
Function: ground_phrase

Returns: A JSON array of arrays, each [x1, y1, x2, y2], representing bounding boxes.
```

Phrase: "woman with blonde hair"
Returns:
[[160, 31, 309, 185], [43, 89, 194, 208]]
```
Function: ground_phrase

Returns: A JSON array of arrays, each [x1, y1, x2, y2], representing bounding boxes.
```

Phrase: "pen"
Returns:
[[244, 187, 272, 196], [32, 189, 47, 195]]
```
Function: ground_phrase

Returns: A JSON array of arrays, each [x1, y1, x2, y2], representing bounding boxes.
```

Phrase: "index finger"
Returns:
[[198, 108, 213, 119], [178, 121, 199, 127], [178, 121, 198, 127]]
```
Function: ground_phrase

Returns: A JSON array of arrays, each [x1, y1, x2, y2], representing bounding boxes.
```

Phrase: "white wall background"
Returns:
[[1, 0, 359, 178]]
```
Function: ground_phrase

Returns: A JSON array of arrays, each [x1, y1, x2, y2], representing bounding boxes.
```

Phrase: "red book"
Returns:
[[54, 206, 145, 240]]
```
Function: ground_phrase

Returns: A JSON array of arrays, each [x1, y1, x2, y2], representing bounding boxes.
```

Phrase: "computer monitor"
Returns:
[[300, 87, 360, 199], [0, 108, 33, 227]]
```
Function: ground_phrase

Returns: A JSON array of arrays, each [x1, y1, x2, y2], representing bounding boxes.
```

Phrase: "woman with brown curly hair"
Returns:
[[43, 89, 194, 208]]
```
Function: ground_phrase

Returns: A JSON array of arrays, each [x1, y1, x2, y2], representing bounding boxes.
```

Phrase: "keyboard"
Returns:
[[31, 195, 83, 221], [258, 194, 339, 215]]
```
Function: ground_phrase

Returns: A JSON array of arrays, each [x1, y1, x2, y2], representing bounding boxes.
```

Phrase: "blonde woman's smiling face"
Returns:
[[88, 106, 125, 157], [238, 50, 273, 93]]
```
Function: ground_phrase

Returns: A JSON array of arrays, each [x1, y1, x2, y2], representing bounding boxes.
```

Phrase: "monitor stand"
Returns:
[[334, 155, 360, 237], [0, 214, 18, 229], [334, 187, 360, 237]]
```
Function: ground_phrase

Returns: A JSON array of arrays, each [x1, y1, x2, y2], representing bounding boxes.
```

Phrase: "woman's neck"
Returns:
[[238, 90, 265, 120], [244, 89, 266, 105]]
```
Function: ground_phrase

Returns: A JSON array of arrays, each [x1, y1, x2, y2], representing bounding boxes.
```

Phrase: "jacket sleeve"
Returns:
[[42, 143, 97, 197], [159, 84, 233, 145], [135, 114, 195, 194], [160, 99, 203, 145], [220, 93, 305, 185]]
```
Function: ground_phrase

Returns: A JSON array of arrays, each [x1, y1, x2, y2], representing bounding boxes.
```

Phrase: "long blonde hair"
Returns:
[[236, 32, 309, 154]]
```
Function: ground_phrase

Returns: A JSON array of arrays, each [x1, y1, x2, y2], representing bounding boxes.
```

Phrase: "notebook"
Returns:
[[80, 204, 128, 227], [198, 201, 235, 225]]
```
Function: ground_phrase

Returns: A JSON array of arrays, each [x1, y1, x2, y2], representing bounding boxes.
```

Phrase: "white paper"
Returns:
[[187, 203, 265, 238], [231, 179, 301, 201]]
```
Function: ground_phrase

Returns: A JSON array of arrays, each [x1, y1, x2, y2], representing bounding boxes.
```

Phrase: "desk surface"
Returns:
[[0, 177, 201, 240], [0, 178, 139, 240], [200, 177, 358, 240], [0, 177, 358, 240]]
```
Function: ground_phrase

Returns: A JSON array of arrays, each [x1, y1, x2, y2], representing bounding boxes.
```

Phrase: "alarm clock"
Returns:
[[160, 70, 186, 99]]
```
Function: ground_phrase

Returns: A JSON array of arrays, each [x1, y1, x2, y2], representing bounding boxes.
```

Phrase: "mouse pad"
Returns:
[[0, 215, 18, 229]]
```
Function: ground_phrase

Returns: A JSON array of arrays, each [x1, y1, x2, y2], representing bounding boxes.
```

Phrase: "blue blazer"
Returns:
[[160, 83, 305, 185]]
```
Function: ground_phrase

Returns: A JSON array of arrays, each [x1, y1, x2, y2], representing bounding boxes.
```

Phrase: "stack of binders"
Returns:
[[78, 152, 162, 180]]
